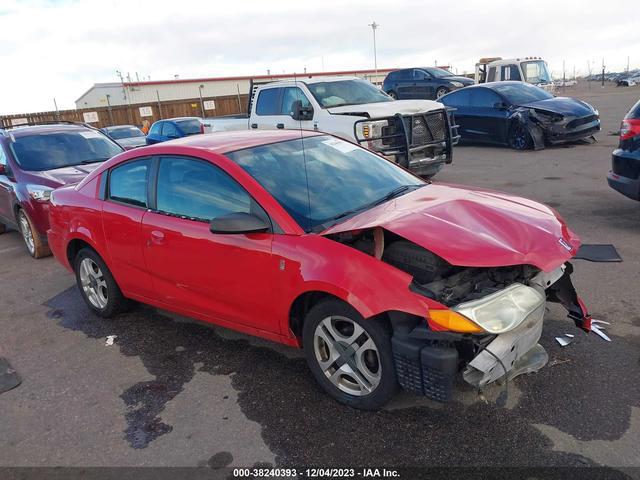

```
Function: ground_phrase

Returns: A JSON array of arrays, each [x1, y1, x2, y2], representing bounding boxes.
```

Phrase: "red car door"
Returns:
[[141, 156, 279, 332]]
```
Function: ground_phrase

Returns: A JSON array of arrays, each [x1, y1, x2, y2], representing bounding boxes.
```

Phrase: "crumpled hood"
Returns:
[[322, 183, 580, 272], [520, 97, 595, 117], [27, 163, 103, 188], [327, 99, 444, 118]]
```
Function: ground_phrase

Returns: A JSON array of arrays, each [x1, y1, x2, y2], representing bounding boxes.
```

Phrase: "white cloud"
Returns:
[[0, 0, 638, 114]]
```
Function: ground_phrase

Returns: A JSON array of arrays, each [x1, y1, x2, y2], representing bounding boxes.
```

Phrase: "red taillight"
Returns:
[[620, 119, 640, 140], [200, 123, 205, 134]]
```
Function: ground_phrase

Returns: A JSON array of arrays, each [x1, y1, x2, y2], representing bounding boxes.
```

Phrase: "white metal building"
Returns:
[[75, 69, 394, 109]]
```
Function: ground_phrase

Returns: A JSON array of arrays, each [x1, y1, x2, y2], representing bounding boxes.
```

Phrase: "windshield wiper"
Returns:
[[371, 184, 424, 206]]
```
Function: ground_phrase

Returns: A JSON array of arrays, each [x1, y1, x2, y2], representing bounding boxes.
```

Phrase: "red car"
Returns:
[[47, 130, 593, 409]]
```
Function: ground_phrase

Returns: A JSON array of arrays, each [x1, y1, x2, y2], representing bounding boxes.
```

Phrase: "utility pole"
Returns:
[[156, 90, 163, 119], [601, 58, 605, 87], [105, 94, 114, 125], [562, 59, 566, 92], [198, 85, 205, 117], [53, 98, 59, 120], [368, 21, 379, 83]]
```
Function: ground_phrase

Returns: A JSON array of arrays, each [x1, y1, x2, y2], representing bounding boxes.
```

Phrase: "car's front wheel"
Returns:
[[74, 247, 131, 318], [435, 87, 449, 99], [17, 209, 50, 258], [303, 299, 398, 410], [508, 124, 533, 150], [387, 91, 398, 100]]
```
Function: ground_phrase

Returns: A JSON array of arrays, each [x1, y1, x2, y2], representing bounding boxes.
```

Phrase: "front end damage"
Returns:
[[509, 108, 601, 150], [327, 230, 592, 403]]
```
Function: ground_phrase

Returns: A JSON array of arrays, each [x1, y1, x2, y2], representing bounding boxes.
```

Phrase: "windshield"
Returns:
[[10, 130, 123, 171], [522, 61, 552, 84], [175, 119, 202, 135], [226, 135, 425, 232], [423, 67, 454, 78], [491, 82, 553, 104], [106, 126, 144, 140], [307, 79, 392, 108]]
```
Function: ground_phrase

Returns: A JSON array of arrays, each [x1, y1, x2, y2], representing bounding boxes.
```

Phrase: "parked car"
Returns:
[[146, 117, 207, 145], [607, 99, 640, 200], [205, 76, 458, 178], [382, 67, 474, 100], [475, 57, 555, 93], [48, 130, 594, 409], [101, 125, 147, 149], [439, 81, 600, 150], [0, 122, 123, 257]]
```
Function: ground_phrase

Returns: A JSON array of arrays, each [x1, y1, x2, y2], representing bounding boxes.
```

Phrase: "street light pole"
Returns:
[[368, 21, 379, 83], [198, 84, 205, 117]]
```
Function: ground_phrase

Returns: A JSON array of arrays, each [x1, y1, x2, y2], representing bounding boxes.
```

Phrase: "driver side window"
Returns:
[[280, 87, 311, 116], [413, 69, 427, 80]]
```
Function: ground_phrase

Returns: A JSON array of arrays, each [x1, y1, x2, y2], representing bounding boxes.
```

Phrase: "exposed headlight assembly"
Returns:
[[453, 283, 545, 334], [26, 184, 54, 202], [359, 120, 389, 151]]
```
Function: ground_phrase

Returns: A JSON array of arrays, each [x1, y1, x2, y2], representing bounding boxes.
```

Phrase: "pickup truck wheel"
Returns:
[[17, 209, 50, 258], [508, 124, 533, 150], [435, 87, 449, 99], [74, 248, 131, 318], [303, 299, 398, 410], [388, 91, 397, 99]]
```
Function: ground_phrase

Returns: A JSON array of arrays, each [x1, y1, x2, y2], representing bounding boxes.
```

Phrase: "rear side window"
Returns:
[[256, 88, 281, 115], [487, 67, 497, 82], [396, 70, 411, 80], [440, 89, 471, 107], [156, 157, 251, 221], [109, 159, 149, 208], [149, 122, 162, 135]]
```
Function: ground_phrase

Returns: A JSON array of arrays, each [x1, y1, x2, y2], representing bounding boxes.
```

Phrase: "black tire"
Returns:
[[435, 87, 449, 99], [508, 124, 533, 150], [0, 222, 5, 234], [302, 298, 398, 410], [74, 247, 131, 318], [17, 208, 50, 258], [387, 91, 398, 100]]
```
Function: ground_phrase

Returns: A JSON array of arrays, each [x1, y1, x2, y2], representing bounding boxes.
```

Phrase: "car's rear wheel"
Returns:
[[508, 124, 533, 150], [303, 299, 398, 410], [17, 209, 50, 258], [435, 87, 449, 99], [74, 247, 131, 318], [388, 91, 397, 100]]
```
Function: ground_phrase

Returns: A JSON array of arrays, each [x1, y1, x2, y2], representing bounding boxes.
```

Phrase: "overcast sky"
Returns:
[[1, 0, 638, 114]]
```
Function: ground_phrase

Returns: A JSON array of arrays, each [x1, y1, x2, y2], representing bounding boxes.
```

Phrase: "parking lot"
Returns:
[[0, 83, 639, 474]]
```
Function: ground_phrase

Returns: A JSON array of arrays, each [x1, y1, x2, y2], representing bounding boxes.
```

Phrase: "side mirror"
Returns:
[[210, 212, 269, 234], [291, 100, 314, 121], [0, 164, 5, 176]]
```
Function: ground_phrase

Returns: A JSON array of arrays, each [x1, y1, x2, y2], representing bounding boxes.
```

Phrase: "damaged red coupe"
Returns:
[[47, 130, 593, 409]]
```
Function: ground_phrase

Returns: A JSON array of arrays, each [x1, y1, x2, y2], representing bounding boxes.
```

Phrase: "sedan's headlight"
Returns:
[[450, 81, 464, 88], [453, 283, 545, 334], [26, 184, 54, 202]]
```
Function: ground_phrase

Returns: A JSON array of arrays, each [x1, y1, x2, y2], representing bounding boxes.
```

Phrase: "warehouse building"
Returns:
[[75, 68, 394, 110]]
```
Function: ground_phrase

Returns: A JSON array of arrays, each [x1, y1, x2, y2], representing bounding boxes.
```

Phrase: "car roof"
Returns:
[[264, 75, 361, 87], [147, 129, 325, 154], [4, 123, 97, 138]]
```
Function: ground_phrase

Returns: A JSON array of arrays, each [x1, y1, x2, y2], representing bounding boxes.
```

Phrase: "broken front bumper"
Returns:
[[391, 263, 592, 402]]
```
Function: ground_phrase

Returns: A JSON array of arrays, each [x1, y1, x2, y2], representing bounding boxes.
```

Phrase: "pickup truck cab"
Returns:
[[475, 57, 555, 93], [207, 76, 458, 178]]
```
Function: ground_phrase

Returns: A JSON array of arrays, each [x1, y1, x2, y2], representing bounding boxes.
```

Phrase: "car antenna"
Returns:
[[294, 72, 313, 232]]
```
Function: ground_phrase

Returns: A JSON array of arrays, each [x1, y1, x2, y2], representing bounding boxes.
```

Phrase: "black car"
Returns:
[[382, 67, 474, 100], [607, 99, 640, 201], [438, 81, 600, 150]]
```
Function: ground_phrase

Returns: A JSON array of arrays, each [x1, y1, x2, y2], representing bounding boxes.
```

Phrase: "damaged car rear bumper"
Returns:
[[390, 262, 591, 402]]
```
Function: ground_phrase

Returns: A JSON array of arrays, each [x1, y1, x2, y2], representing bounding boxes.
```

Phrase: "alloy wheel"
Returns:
[[436, 88, 448, 99], [313, 316, 381, 396], [511, 125, 529, 150], [18, 211, 35, 256], [79, 257, 109, 309]]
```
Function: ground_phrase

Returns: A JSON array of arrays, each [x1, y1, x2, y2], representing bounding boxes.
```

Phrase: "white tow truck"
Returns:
[[475, 57, 555, 93], [206, 76, 459, 177]]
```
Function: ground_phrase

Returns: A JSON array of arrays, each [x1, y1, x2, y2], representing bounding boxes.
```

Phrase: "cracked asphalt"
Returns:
[[0, 84, 639, 475]]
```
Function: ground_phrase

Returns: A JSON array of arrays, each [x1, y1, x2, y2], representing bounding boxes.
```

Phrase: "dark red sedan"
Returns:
[[47, 130, 594, 409]]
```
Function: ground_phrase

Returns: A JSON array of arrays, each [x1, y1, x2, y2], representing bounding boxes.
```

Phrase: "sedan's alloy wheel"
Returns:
[[79, 257, 109, 309], [313, 315, 382, 396]]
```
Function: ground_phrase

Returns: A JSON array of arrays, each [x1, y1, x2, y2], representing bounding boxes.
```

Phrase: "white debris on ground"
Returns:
[[105, 335, 117, 346]]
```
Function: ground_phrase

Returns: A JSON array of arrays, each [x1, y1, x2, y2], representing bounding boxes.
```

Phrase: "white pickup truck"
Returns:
[[206, 76, 459, 177]]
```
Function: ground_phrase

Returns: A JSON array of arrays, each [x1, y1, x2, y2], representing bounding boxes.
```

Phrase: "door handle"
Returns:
[[276, 123, 285, 129], [147, 230, 165, 246], [250, 123, 258, 129]]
